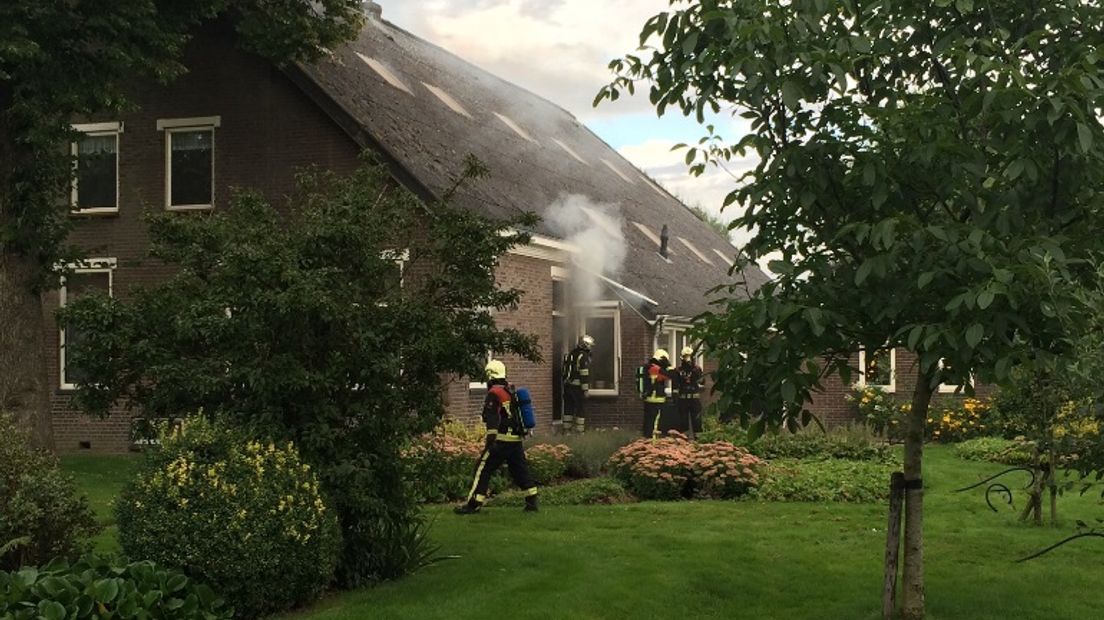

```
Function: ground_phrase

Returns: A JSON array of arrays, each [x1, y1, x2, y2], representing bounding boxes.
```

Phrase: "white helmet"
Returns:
[[580, 335, 595, 349], [681, 346, 694, 358]]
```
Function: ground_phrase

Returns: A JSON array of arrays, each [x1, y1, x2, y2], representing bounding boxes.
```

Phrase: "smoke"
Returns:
[[544, 194, 626, 308]]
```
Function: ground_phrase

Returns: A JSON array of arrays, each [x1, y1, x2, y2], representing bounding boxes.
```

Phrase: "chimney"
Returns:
[[363, 1, 382, 19], [659, 224, 670, 259]]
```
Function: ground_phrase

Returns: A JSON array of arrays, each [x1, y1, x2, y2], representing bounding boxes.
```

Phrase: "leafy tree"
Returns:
[[0, 0, 365, 446], [58, 158, 541, 586], [599, 1, 1104, 617]]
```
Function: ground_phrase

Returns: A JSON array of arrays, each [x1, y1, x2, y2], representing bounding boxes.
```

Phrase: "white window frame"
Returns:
[[158, 116, 220, 211], [578, 301, 621, 397], [59, 258, 116, 390], [658, 323, 705, 395], [857, 346, 896, 393], [70, 122, 123, 214], [937, 359, 975, 394]]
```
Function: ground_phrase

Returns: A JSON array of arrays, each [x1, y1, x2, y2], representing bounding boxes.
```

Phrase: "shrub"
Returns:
[[404, 426, 572, 502], [526, 443, 571, 485], [926, 397, 991, 442], [116, 417, 339, 619], [607, 432, 763, 500], [403, 430, 484, 503], [752, 424, 894, 463], [534, 429, 638, 478], [846, 386, 902, 436], [753, 459, 894, 503], [0, 554, 230, 620], [0, 413, 99, 571], [696, 419, 749, 445], [492, 477, 635, 507], [953, 437, 1036, 466]]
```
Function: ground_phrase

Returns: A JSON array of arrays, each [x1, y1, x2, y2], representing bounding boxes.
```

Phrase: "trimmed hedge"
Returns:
[[1, 413, 98, 571], [116, 417, 339, 619]]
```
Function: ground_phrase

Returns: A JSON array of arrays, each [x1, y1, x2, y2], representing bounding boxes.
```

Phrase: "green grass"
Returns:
[[63, 447, 1104, 619], [60, 452, 140, 554]]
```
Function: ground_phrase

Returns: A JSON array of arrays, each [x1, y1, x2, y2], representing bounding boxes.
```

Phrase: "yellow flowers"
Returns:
[[927, 397, 991, 442]]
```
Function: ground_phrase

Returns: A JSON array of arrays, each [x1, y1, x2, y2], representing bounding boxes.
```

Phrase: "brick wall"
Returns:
[[807, 347, 996, 428], [47, 32, 362, 452]]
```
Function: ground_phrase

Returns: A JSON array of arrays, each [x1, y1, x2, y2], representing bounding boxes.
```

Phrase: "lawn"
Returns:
[[63, 446, 1103, 619]]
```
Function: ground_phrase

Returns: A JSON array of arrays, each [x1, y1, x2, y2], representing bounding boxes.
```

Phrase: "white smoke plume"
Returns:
[[544, 194, 626, 309]]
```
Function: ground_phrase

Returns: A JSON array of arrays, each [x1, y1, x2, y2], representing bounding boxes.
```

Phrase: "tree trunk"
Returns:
[[1048, 444, 1058, 526], [901, 365, 934, 620], [0, 250, 53, 448]]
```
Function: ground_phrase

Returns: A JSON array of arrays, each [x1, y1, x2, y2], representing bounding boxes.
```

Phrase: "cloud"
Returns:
[[383, 0, 670, 120]]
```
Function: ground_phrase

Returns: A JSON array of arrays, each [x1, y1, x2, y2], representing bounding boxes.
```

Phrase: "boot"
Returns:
[[454, 500, 482, 515], [524, 495, 539, 512]]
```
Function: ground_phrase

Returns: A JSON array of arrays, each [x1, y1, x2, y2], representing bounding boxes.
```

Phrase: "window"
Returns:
[[858, 346, 895, 392], [71, 122, 122, 213], [938, 359, 974, 394], [659, 325, 703, 366], [158, 117, 220, 210], [59, 259, 115, 390], [580, 303, 620, 396]]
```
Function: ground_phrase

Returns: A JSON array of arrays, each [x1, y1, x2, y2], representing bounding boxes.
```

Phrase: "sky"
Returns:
[[382, 0, 759, 246]]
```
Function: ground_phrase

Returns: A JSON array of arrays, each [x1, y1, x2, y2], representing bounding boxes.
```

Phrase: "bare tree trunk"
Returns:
[[0, 250, 53, 448], [901, 365, 934, 620]]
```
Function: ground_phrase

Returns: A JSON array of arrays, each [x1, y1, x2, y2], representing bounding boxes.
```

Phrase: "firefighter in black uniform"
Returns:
[[675, 346, 705, 437], [455, 360, 539, 514], [562, 335, 593, 433]]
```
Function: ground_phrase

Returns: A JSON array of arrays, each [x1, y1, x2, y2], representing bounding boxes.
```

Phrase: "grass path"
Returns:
[[62, 446, 1104, 619]]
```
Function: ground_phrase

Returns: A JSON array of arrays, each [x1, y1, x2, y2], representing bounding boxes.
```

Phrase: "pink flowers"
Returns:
[[607, 434, 764, 500]]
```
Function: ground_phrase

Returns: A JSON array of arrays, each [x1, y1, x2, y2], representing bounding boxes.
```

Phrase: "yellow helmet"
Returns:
[[485, 359, 507, 380], [681, 346, 694, 358], [653, 349, 669, 362]]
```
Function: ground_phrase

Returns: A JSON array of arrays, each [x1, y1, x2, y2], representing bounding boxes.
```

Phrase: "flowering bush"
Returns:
[[404, 423, 571, 502], [846, 385, 902, 436], [607, 432, 763, 500], [926, 398, 990, 442], [116, 417, 340, 619]]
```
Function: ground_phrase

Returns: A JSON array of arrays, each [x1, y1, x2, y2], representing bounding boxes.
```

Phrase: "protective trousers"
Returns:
[[466, 441, 538, 505], [642, 402, 664, 439], [678, 398, 703, 436], [563, 384, 586, 432]]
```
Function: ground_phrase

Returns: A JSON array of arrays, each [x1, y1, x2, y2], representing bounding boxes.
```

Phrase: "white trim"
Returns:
[[677, 236, 715, 265], [156, 116, 222, 130], [857, 347, 896, 393], [73, 121, 124, 134], [164, 124, 217, 211], [504, 231, 576, 263], [578, 304, 621, 396], [937, 359, 974, 393], [551, 265, 570, 280], [70, 124, 122, 214], [59, 259, 116, 390], [658, 325, 705, 387]]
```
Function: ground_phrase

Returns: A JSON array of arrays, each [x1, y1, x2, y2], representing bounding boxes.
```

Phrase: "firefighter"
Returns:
[[675, 346, 705, 437], [562, 335, 593, 433], [641, 349, 671, 439], [455, 359, 539, 514]]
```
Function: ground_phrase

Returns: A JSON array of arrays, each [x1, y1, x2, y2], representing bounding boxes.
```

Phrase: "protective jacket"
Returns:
[[563, 346, 591, 391], [483, 379, 524, 442], [675, 361, 704, 399], [643, 360, 670, 404]]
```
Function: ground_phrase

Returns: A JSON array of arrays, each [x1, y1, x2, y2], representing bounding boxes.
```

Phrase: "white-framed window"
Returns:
[[938, 359, 974, 394], [59, 258, 116, 390], [158, 116, 220, 210], [857, 346, 896, 392], [71, 122, 122, 213], [579, 301, 621, 396], [658, 324, 704, 395]]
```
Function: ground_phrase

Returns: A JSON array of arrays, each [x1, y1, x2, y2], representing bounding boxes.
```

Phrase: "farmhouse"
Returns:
[[49, 4, 769, 451]]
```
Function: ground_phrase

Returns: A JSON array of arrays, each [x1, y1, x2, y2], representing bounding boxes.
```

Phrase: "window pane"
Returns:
[[63, 271, 111, 385], [585, 315, 615, 390], [552, 280, 565, 313], [170, 130, 213, 206], [76, 134, 117, 209], [865, 349, 893, 386]]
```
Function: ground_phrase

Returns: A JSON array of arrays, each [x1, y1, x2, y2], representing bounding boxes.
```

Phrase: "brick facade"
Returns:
[[48, 32, 362, 452]]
